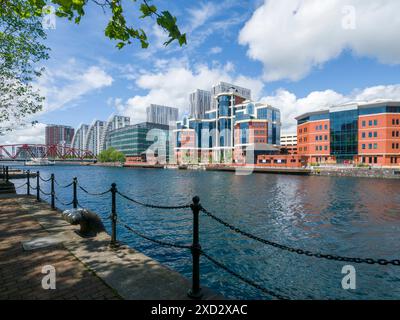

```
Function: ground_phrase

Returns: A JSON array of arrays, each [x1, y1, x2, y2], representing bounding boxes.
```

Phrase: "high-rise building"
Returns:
[[45, 125, 75, 147], [211, 82, 251, 109], [85, 120, 106, 156], [189, 89, 212, 119], [296, 101, 400, 166], [71, 124, 89, 151], [101, 115, 130, 151], [175, 88, 281, 164], [146, 104, 179, 126]]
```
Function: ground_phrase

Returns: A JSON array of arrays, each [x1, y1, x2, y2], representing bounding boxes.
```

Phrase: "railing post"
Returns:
[[51, 174, 55, 210], [72, 177, 78, 209], [36, 171, 40, 202], [27, 170, 30, 195], [2, 166, 4, 181], [188, 196, 203, 299], [110, 183, 118, 247], [5, 166, 9, 182]]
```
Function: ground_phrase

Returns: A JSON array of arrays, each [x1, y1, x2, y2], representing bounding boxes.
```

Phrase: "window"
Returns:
[[325, 135, 328, 140], [397, 119, 400, 125], [315, 146, 318, 151], [324, 125, 328, 130], [374, 120, 378, 126], [362, 132, 366, 138], [393, 119, 396, 125], [316, 136, 319, 141], [374, 143, 378, 149], [362, 120, 366, 127], [324, 146, 328, 151], [368, 132, 372, 138], [362, 144, 366, 150], [369, 144, 372, 149], [374, 157, 378, 164], [369, 120, 373, 126], [374, 132, 378, 138]]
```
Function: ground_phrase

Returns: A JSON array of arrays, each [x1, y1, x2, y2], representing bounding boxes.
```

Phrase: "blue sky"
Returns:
[[3, 0, 400, 144]]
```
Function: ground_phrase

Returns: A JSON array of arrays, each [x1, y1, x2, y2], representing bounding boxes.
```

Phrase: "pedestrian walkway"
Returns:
[[0, 194, 220, 300]]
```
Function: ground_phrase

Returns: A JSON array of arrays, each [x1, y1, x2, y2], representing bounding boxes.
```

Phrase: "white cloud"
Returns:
[[261, 84, 400, 133], [239, 0, 400, 81], [34, 59, 113, 114], [115, 60, 264, 123], [187, 2, 218, 32], [0, 123, 46, 145], [210, 46, 222, 54]]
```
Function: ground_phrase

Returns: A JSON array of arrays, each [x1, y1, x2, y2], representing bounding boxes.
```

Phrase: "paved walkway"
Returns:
[[0, 195, 120, 300], [0, 194, 221, 300]]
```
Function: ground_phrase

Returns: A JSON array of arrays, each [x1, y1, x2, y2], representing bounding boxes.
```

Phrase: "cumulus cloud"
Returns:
[[261, 84, 400, 133], [115, 60, 264, 123], [210, 46, 223, 54], [239, 0, 400, 81], [0, 123, 46, 145], [34, 59, 113, 114]]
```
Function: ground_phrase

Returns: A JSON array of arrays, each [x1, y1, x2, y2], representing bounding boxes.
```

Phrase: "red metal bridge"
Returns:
[[0, 144, 95, 161]]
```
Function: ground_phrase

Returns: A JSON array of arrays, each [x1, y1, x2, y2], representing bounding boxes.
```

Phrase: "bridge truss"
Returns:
[[0, 144, 95, 160]]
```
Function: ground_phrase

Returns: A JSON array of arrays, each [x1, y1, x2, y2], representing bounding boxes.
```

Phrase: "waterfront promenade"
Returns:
[[0, 193, 220, 300]]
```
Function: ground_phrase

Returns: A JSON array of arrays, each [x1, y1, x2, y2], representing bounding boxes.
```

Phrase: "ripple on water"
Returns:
[[12, 165, 400, 299]]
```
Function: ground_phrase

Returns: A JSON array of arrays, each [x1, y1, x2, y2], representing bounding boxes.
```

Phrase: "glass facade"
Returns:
[[218, 95, 231, 117], [330, 110, 358, 161], [109, 123, 169, 157]]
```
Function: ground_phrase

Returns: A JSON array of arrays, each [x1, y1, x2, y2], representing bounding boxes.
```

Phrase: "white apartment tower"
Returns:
[[146, 104, 179, 126], [189, 89, 212, 119]]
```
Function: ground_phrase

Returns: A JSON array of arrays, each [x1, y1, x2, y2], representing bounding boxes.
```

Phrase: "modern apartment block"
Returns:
[[85, 120, 106, 156], [71, 124, 89, 151], [211, 81, 251, 109], [189, 89, 212, 119], [175, 88, 281, 164], [146, 104, 179, 126], [296, 101, 400, 166], [45, 125, 75, 147], [108, 122, 170, 163], [281, 133, 298, 154], [101, 115, 131, 151]]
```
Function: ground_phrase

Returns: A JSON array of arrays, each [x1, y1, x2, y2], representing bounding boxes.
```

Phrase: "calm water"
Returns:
[[10, 165, 400, 300]]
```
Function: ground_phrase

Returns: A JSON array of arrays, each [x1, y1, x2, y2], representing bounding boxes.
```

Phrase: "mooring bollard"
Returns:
[[72, 177, 78, 209], [26, 170, 30, 195], [188, 196, 203, 299], [36, 171, 40, 202], [110, 183, 118, 247], [51, 174, 55, 210]]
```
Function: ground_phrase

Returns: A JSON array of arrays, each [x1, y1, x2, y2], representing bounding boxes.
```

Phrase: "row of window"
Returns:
[[392, 119, 400, 125], [393, 143, 400, 149], [390, 157, 399, 164], [315, 124, 328, 131], [298, 127, 308, 134], [361, 156, 378, 164], [362, 143, 378, 150], [316, 135, 328, 141], [254, 138, 266, 143], [361, 132, 378, 139], [315, 145, 328, 151], [392, 131, 400, 137], [361, 119, 378, 127]]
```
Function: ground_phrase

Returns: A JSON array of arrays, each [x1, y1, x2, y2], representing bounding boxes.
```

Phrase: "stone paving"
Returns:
[[0, 194, 221, 300], [0, 195, 120, 300]]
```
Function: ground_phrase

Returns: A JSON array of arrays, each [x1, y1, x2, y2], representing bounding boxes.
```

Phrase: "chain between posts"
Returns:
[[199, 206, 400, 266]]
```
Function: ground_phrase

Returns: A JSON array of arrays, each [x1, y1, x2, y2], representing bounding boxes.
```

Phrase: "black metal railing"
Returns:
[[5, 164, 400, 300]]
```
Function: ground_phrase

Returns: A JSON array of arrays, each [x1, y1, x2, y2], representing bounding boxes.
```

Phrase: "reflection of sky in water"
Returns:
[[12, 165, 400, 299]]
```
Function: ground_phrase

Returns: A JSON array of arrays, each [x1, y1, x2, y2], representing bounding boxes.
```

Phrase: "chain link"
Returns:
[[117, 191, 191, 210], [39, 176, 52, 182], [118, 218, 191, 249], [39, 188, 52, 196], [200, 250, 289, 300], [14, 182, 28, 190], [78, 184, 111, 196], [54, 180, 73, 188], [54, 195, 74, 206], [200, 206, 400, 267]]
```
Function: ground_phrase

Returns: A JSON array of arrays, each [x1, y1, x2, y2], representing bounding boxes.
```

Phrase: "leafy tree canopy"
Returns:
[[98, 147, 125, 163], [25, 0, 186, 49]]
